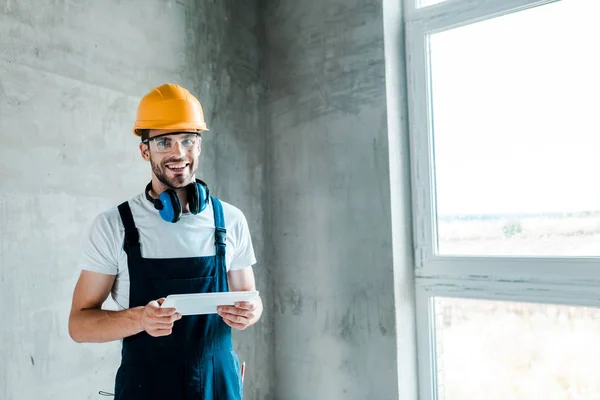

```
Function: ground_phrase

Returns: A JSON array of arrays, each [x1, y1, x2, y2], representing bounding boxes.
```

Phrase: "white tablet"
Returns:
[[161, 291, 259, 316]]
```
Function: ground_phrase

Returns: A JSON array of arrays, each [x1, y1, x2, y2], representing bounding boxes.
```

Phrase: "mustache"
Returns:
[[161, 158, 189, 165]]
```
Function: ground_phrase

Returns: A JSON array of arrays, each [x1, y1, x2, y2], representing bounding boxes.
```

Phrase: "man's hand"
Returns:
[[217, 299, 259, 330], [140, 298, 182, 337]]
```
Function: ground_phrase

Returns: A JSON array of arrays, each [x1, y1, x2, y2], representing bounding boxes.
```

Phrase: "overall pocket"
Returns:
[[196, 350, 243, 400], [115, 363, 187, 400], [114, 364, 155, 400]]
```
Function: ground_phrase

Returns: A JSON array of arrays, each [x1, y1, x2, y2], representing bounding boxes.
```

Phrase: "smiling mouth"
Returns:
[[165, 163, 190, 173]]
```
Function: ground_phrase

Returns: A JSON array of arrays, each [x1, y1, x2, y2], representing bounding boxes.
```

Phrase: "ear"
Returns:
[[139, 142, 150, 161]]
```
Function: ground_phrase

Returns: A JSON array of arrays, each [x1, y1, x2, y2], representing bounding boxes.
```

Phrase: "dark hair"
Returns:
[[139, 129, 150, 141]]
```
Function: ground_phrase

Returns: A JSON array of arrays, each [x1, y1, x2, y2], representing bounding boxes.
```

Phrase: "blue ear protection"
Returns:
[[145, 179, 210, 223]]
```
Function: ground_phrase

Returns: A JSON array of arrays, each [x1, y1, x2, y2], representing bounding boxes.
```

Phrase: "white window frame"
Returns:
[[403, 0, 600, 398]]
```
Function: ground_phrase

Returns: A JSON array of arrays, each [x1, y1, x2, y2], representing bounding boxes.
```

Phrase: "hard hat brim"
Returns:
[[133, 121, 209, 136]]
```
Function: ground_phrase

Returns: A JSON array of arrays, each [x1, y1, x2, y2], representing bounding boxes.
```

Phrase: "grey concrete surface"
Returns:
[[0, 1, 272, 399], [1, 0, 416, 399], [264, 0, 413, 399]]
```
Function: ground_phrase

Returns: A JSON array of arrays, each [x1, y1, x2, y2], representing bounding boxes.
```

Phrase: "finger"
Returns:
[[149, 328, 172, 337], [147, 299, 176, 316], [151, 315, 181, 326], [147, 300, 161, 310], [154, 306, 178, 317], [150, 322, 174, 330], [222, 317, 246, 331], [171, 313, 183, 322], [234, 301, 257, 311], [218, 306, 252, 316], [219, 307, 254, 320], [217, 306, 234, 314], [156, 298, 166, 306], [165, 313, 182, 323], [220, 312, 250, 326]]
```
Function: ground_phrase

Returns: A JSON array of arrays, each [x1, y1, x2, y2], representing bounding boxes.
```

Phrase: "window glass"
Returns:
[[429, 0, 600, 256]]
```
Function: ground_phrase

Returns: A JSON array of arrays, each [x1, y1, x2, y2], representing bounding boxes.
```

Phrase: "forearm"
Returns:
[[69, 307, 144, 343]]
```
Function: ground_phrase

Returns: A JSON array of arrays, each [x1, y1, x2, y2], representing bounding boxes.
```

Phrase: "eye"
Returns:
[[181, 138, 194, 146], [156, 139, 170, 148]]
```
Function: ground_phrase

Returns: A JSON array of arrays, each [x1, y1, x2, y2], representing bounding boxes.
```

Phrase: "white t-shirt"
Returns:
[[79, 193, 257, 310]]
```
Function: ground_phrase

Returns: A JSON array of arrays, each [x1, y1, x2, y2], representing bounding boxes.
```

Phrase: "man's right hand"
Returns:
[[140, 298, 182, 337], [69, 272, 184, 343]]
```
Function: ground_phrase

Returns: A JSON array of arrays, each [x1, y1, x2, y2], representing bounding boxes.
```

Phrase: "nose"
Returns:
[[171, 140, 186, 157]]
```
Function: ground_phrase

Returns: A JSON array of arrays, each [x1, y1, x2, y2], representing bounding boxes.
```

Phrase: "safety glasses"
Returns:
[[143, 132, 201, 153]]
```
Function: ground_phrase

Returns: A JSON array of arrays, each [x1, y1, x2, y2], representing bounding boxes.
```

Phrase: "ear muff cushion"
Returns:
[[196, 181, 209, 213], [188, 182, 200, 215], [158, 190, 181, 223]]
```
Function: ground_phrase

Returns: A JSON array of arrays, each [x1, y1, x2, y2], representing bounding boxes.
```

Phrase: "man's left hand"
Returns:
[[217, 300, 258, 330]]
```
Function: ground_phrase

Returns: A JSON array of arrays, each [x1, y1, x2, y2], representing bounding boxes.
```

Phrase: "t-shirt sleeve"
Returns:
[[78, 212, 120, 275], [230, 212, 257, 271]]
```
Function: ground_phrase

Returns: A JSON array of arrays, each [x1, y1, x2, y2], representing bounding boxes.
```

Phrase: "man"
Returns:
[[68, 83, 262, 399]]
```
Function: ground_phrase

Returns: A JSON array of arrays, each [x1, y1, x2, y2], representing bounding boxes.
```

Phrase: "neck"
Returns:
[[149, 176, 195, 213]]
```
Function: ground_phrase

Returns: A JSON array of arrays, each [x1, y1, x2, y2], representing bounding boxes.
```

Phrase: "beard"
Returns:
[[150, 154, 197, 190]]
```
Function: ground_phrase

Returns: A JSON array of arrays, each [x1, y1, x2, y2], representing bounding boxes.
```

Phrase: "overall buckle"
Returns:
[[214, 227, 227, 245], [124, 230, 140, 247]]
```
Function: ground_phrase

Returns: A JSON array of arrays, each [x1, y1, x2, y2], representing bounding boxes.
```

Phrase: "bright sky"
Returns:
[[430, 0, 600, 217]]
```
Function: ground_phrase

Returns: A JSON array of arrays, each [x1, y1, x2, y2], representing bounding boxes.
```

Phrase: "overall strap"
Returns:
[[211, 197, 228, 291], [117, 201, 141, 260]]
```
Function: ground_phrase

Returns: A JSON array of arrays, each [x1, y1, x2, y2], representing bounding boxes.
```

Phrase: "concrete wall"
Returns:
[[264, 0, 415, 399], [0, 1, 272, 399], [1, 0, 416, 399]]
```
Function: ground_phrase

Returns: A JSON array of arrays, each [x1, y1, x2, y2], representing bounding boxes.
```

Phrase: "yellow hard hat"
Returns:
[[133, 83, 209, 136]]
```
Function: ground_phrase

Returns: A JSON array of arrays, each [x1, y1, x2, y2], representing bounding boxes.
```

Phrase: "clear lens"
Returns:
[[147, 134, 200, 153]]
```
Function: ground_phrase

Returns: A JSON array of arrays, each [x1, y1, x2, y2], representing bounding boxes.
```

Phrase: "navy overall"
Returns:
[[114, 197, 243, 400]]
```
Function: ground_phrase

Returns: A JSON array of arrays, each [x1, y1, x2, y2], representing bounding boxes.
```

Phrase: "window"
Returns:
[[405, 0, 600, 398], [429, 1, 600, 257], [435, 297, 600, 399]]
